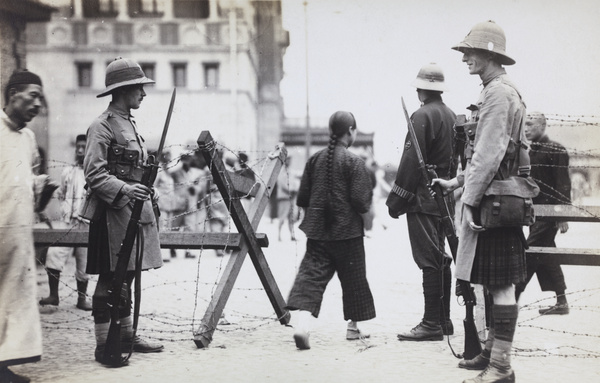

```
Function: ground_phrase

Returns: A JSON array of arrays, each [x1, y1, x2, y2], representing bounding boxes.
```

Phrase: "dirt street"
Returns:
[[15, 214, 600, 383]]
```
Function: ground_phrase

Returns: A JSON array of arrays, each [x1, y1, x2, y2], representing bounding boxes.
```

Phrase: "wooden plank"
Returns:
[[526, 246, 600, 266], [33, 229, 268, 249], [534, 204, 600, 222], [193, 132, 289, 348]]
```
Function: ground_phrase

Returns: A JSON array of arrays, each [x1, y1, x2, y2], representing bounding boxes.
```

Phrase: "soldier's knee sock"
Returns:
[[481, 328, 494, 358], [490, 304, 518, 370], [94, 322, 110, 347], [121, 315, 134, 340]]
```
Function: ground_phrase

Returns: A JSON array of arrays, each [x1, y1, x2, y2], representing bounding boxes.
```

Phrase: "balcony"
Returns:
[[28, 17, 253, 50]]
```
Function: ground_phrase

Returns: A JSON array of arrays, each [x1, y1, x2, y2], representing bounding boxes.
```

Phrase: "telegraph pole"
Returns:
[[303, 1, 311, 160]]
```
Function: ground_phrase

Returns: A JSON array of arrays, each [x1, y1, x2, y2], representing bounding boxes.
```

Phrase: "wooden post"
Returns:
[[193, 131, 290, 348]]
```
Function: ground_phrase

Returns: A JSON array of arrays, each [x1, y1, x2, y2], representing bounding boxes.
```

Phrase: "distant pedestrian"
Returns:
[[360, 153, 377, 235], [82, 57, 164, 366], [387, 63, 458, 341], [286, 111, 376, 350], [39, 134, 93, 311], [516, 112, 571, 315], [1, 69, 52, 383], [153, 150, 177, 261], [206, 150, 234, 256], [170, 153, 207, 259], [276, 156, 300, 241]]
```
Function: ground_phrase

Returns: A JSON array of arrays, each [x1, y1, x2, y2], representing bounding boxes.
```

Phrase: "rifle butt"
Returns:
[[463, 317, 483, 360], [103, 321, 126, 367]]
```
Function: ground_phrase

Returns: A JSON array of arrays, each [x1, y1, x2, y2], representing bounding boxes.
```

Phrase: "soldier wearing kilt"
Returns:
[[434, 21, 528, 383]]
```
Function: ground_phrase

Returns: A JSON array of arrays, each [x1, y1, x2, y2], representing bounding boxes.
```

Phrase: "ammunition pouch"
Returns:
[[454, 121, 478, 161], [107, 144, 144, 182]]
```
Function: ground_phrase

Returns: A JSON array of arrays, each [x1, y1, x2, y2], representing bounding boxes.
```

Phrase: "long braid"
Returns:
[[324, 133, 337, 229], [323, 110, 356, 230]]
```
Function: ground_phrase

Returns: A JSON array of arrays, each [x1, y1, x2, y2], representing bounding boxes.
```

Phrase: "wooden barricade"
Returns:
[[33, 133, 291, 348], [192, 131, 290, 347]]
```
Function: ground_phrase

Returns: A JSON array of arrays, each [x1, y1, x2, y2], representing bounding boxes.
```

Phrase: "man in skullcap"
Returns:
[[1, 69, 48, 383]]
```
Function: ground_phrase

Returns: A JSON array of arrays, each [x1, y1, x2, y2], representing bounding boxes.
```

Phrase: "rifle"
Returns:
[[401, 97, 481, 360], [103, 88, 176, 367]]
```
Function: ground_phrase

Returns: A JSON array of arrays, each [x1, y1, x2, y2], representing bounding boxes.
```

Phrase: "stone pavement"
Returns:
[[17, 216, 600, 382]]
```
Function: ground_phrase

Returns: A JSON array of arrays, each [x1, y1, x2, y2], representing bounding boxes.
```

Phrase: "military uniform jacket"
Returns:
[[386, 96, 457, 217], [84, 103, 162, 273], [297, 143, 372, 241], [455, 71, 527, 281]]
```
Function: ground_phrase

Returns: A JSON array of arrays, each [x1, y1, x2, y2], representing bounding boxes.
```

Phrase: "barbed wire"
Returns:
[[33, 135, 600, 361]]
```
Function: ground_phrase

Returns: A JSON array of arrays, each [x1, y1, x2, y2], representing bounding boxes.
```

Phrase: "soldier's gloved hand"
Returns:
[[388, 206, 399, 219], [122, 184, 151, 200]]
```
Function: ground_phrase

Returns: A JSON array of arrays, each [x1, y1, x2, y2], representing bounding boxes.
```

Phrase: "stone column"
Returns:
[[72, 0, 83, 18], [163, 0, 174, 20], [209, 0, 219, 20], [116, 0, 129, 20]]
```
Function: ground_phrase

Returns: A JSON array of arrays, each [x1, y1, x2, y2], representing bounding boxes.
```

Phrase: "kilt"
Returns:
[[470, 227, 527, 286], [286, 237, 376, 321]]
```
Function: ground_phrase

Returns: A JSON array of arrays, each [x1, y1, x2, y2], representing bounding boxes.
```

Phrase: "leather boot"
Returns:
[[39, 269, 60, 306], [121, 335, 164, 353], [121, 315, 164, 353], [459, 348, 490, 370], [462, 365, 515, 383], [0, 366, 30, 383], [397, 320, 443, 341], [76, 280, 93, 311]]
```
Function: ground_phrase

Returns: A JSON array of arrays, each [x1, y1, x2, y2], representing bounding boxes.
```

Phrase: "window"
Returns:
[[160, 23, 179, 45], [128, 0, 164, 17], [77, 62, 93, 88], [82, 0, 118, 18], [140, 63, 156, 81], [173, 0, 209, 19], [172, 63, 187, 88], [114, 23, 133, 45], [203, 63, 219, 89], [72, 22, 88, 45]]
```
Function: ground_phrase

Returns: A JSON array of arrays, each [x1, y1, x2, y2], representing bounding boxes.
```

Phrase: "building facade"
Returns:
[[1, 0, 55, 152], [26, 0, 288, 185]]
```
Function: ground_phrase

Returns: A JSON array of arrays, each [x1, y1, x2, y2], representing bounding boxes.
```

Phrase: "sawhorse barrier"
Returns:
[[34, 131, 291, 348], [526, 204, 600, 265]]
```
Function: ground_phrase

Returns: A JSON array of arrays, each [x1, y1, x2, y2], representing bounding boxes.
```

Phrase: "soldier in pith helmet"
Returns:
[[387, 63, 458, 342], [83, 57, 164, 365]]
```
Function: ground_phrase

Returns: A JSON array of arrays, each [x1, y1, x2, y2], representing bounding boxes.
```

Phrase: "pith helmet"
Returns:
[[451, 20, 515, 66], [411, 63, 447, 92], [97, 57, 155, 98]]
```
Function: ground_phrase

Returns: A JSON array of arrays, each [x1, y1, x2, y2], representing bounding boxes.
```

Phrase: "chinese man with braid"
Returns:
[[285, 111, 376, 350]]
